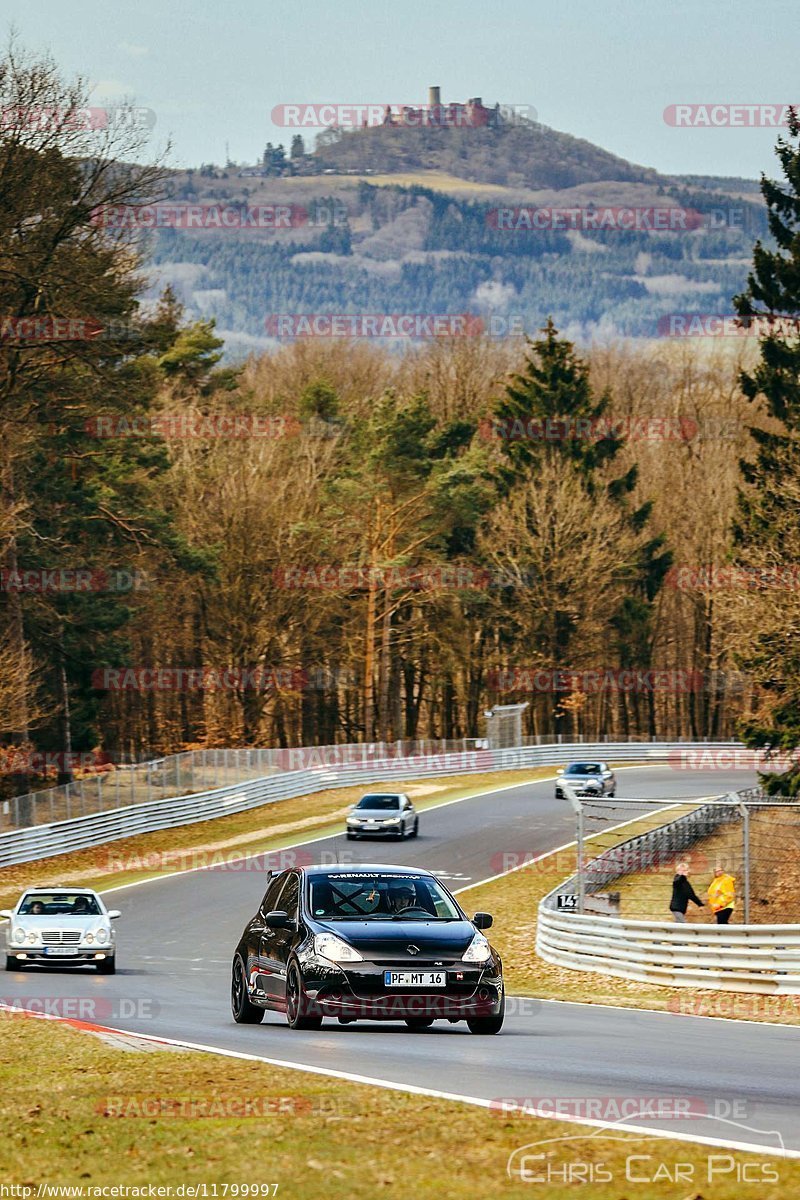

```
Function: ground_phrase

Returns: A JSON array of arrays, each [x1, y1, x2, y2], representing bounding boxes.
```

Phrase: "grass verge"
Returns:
[[0, 1014, 791, 1197]]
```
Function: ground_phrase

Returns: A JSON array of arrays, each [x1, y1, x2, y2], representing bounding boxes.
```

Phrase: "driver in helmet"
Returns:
[[388, 883, 417, 913]]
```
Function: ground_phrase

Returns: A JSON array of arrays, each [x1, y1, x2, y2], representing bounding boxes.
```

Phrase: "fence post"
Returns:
[[563, 785, 584, 913], [736, 795, 750, 923]]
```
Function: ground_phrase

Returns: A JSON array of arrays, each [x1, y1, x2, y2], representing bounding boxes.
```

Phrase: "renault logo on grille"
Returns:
[[406, 945, 420, 955]]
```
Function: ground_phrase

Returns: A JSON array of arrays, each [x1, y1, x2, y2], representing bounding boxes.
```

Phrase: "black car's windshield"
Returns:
[[355, 795, 401, 810], [307, 872, 461, 920], [566, 763, 602, 775], [19, 892, 101, 916]]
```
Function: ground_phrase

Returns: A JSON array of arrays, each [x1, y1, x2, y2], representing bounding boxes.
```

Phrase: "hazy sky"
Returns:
[[9, 0, 798, 178]]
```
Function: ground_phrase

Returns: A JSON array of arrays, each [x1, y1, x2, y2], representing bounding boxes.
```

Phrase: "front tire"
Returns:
[[466, 990, 505, 1035], [231, 955, 264, 1024], [286, 962, 323, 1030], [5, 955, 17, 971], [405, 1017, 433, 1030], [96, 956, 116, 975], [410, 818, 419, 838]]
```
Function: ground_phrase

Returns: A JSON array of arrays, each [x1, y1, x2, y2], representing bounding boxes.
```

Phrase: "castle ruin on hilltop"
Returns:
[[382, 86, 515, 130]]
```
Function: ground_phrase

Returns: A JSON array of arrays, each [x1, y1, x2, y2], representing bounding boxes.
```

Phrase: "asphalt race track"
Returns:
[[5, 765, 799, 1155]]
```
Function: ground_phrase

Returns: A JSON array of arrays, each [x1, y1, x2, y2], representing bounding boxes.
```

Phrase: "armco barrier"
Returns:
[[0, 740, 743, 870], [537, 907, 800, 994], [537, 788, 800, 994]]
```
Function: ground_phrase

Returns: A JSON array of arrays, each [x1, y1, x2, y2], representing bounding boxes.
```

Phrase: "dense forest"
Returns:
[[148, 172, 770, 350], [3, 48, 800, 797]]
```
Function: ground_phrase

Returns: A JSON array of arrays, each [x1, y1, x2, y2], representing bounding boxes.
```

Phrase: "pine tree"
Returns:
[[487, 321, 671, 733], [732, 109, 800, 789]]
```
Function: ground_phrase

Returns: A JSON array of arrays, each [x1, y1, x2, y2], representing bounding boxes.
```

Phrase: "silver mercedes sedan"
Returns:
[[2, 887, 121, 973]]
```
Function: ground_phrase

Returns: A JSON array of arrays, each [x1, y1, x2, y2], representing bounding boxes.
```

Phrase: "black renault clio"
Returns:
[[231, 863, 504, 1034]]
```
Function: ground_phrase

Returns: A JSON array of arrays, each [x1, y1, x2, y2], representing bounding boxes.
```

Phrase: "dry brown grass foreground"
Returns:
[[0, 1013, 792, 1197]]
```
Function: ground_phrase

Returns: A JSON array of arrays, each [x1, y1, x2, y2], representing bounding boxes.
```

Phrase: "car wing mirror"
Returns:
[[107, 910, 122, 920], [263, 909, 297, 932], [0, 910, 12, 920], [473, 912, 493, 930]]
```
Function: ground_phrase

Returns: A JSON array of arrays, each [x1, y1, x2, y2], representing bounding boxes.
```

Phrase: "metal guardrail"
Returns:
[[537, 787, 800, 994], [537, 908, 800, 994], [2, 733, 713, 830], [0, 740, 743, 869]]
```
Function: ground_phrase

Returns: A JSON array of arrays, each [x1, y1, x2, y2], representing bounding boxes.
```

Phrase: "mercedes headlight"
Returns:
[[95, 928, 109, 944], [313, 933, 363, 963], [462, 932, 492, 963], [13, 928, 25, 944], [84, 932, 94, 944], [26, 932, 37, 944]]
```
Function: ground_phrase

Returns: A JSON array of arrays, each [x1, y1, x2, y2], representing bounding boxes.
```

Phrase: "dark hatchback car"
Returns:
[[231, 864, 504, 1034]]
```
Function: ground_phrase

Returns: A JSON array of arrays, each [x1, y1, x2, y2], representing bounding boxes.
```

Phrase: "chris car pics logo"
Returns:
[[507, 1116, 784, 1186]]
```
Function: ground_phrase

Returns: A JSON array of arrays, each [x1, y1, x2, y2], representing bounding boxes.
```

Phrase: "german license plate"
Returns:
[[384, 970, 446, 987], [43, 946, 76, 956]]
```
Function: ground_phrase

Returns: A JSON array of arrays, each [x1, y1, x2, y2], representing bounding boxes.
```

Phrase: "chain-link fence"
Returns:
[[556, 789, 800, 925], [1, 739, 493, 829], [1, 733, 736, 830]]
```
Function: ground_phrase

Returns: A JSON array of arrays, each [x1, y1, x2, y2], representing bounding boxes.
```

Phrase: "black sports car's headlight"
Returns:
[[313, 933, 364, 963], [462, 932, 492, 964]]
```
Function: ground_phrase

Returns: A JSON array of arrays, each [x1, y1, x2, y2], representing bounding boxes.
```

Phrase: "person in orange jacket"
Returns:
[[707, 864, 736, 924]]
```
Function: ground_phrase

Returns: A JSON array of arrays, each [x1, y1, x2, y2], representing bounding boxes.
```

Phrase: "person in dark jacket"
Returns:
[[669, 859, 704, 922]]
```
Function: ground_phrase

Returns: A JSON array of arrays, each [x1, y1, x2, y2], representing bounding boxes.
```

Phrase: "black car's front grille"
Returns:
[[340, 967, 485, 999], [378, 959, 457, 968]]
